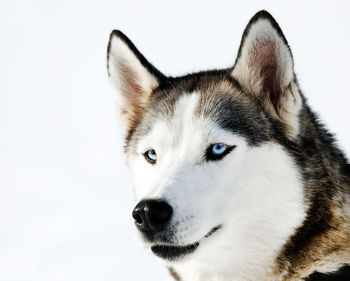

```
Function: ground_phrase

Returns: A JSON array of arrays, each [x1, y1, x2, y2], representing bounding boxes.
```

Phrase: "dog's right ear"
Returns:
[[107, 30, 165, 135]]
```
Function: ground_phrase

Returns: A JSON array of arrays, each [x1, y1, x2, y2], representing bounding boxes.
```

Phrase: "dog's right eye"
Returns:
[[144, 149, 157, 164]]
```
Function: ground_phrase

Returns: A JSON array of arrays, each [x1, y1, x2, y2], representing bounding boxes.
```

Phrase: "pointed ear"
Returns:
[[107, 30, 165, 135], [231, 11, 302, 138]]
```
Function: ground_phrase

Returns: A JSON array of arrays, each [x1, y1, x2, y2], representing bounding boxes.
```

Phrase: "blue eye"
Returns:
[[206, 143, 235, 161], [144, 149, 157, 164], [212, 144, 227, 155]]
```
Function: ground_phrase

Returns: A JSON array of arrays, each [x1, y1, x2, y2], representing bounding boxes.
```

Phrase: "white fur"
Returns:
[[127, 92, 306, 280]]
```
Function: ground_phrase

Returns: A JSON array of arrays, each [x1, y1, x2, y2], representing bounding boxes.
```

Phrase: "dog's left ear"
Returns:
[[231, 11, 302, 139]]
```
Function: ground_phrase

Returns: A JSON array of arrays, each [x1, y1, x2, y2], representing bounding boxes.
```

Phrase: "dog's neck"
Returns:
[[273, 103, 350, 280]]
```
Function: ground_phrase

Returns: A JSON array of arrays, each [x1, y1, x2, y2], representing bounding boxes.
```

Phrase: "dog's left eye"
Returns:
[[206, 143, 235, 161]]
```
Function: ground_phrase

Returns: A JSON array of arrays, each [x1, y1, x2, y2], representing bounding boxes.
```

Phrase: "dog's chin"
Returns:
[[150, 225, 222, 261]]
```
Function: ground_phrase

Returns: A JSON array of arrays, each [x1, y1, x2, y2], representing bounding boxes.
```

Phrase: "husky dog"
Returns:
[[107, 10, 350, 281]]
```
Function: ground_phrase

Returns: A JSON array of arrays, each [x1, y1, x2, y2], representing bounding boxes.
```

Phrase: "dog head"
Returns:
[[107, 10, 306, 276]]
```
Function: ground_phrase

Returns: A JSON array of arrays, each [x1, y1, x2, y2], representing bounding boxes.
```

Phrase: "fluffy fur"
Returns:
[[107, 10, 350, 281]]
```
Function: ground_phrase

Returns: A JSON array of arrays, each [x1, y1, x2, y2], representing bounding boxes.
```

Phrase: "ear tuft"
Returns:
[[232, 11, 302, 138], [107, 30, 165, 135]]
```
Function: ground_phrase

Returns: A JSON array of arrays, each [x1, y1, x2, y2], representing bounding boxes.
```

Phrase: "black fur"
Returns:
[[306, 265, 350, 281]]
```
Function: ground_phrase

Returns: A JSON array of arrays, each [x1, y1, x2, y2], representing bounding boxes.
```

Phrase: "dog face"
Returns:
[[107, 11, 306, 277]]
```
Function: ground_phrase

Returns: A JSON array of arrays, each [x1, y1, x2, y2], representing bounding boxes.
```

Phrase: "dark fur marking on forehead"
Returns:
[[124, 68, 291, 152], [125, 69, 234, 149], [196, 90, 272, 145], [155, 70, 273, 146], [153, 69, 232, 97]]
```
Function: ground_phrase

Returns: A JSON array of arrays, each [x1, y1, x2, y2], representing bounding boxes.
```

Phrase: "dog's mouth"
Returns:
[[151, 225, 222, 260], [151, 242, 199, 260]]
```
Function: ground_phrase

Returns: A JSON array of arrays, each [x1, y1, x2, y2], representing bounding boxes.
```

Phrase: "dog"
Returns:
[[107, 10, 350, 281]]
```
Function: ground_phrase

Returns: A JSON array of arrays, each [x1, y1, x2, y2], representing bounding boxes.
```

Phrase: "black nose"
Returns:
[[132, 199, 173, 233]]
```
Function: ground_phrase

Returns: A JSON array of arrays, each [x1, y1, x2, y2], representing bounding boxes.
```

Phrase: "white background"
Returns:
[[1, 1, 349, 280]]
